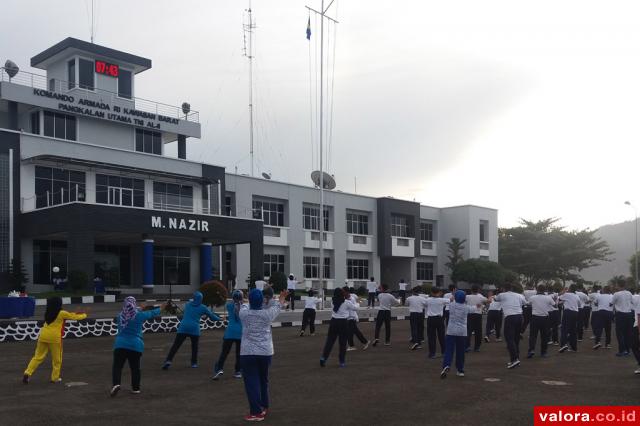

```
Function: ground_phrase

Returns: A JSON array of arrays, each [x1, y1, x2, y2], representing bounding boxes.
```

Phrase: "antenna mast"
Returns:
[[91, 0, 95, 43], [243, 3, 256, 177]]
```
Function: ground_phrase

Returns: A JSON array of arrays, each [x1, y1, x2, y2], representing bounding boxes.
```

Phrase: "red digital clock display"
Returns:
[[95, 60, 119, 77]]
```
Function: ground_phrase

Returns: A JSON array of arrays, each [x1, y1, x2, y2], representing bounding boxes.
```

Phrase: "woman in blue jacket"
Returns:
[[111, 296, 162, 397], [162, 291, 221, 370], [213, 289, 244, 380]]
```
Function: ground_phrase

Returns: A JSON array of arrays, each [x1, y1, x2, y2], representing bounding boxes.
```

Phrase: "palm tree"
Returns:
[[446, 238, 466, 283]]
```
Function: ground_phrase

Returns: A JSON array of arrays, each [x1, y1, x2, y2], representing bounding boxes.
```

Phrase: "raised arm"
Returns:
[[202, 305, 222, 322], [60, 310, 88, 321]]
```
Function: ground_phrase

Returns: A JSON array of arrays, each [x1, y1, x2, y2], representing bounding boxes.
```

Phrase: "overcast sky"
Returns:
[[3, 0, 640, 230]]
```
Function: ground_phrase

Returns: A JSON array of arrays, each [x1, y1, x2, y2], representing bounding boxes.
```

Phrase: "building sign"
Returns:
[[151, 216, 209, 232], [95, 60, 119, 77]]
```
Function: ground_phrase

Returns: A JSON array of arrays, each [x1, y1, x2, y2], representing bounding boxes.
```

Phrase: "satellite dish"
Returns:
[[311, 170, 336, 190], [4, 60, 19, 78], [261, 172, 271, 180], [181, 102, 191, 116]]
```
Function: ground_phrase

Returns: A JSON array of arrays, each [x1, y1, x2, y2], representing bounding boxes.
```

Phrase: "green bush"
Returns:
[[356, 286, 368, 297], [200, 280, 228, 308], [268, 271, 288, 293], [7, 258, 28, 292], [419, 283, 432, 294], [68, 270, 88, 292]]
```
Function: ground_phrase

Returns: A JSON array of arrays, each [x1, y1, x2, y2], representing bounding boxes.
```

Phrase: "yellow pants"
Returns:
[[24, 341, 63, 381]]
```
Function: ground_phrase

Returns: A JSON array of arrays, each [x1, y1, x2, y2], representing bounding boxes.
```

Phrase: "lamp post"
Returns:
[[624, 201, 638, 287]]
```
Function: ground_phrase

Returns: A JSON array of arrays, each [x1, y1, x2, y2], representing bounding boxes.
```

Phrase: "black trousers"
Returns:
[[583, 306, 591, 330], [374, 310, 391, 343], [216, 338, 241, 373], [561, 309, 578, 351], [486, 310, 503, 339], [466, 313, 483, 350], [426, 315, 445, 356], [368, 293, 376, 308], [399, 290, 406, 305], [549, 310, 560, 343], [577, 308, 585, 339], [631, 326, 640, 365], [322, 318, 349, 364], [301, 308, 316, 334], [348, 319, 368, 346], [503, 314, 523, 362], [166, 333, 199, 364], [594, 310, 613, 345], [444, 310, 450, 325], [409, 312, 422, 344], [521, 305, 532, 333], [615, 312, 634, 353], [287, 290, 296, 310], [418, 312, 425, 342], [528, 315, 550, 355], [112, 348, 142, 390]]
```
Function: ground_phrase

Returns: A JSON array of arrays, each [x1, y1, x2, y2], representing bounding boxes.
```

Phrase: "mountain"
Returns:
[[581, 220, 637, 284]]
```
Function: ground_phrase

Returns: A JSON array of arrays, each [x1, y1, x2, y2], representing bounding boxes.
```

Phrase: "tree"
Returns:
[[199, 280, 228, 308], [7, 258, 28, 292], [268, 271, 287, 293], [628, 252, 640, 287], [451, 258, 506, 286], [499, 218, 612, 287], [445, 238, 466, 283]]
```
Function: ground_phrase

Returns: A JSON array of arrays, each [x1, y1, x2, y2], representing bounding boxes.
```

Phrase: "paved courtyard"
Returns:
[[1, 320, 637, 425]]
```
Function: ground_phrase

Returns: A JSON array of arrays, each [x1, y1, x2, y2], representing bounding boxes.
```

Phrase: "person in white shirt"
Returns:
[[254, 280, 266, 291], [521, 285, 537, 334], [527, 285, 556, 358], [300, 289, 321, 337], [484, 291, 503, 343], [631, 292, 640, 374], [366, 277, 378, 309], [425, 287, 450, 358], [611, 281, 634, 355], [493, 283, 526, 369], [465, 285, 488, 352], [576, 288, 589, 341], [398, 279, 409, 306], [440, 290, 473, 378], [345, 286, 369, 351], [372, 284, 401, 346], [589, 287, 600, 340], [286, 274, 300, 311], [320, 288, 359, 367], [558, 285, 581, 353], [406, 287, 428, 350], [547, 290, 561, 345], [593, 286, 613, 349], [443, 284, 456, 325]]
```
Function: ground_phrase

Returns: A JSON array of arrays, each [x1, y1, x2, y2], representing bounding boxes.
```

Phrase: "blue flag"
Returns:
[[306, 17, 311, 40]]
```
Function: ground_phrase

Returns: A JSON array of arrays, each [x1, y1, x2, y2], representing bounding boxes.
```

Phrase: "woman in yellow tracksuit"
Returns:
[[23, 296, 87, 384]]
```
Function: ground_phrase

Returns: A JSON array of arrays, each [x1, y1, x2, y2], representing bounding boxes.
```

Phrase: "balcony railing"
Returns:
[[1, 67, 199, 123]]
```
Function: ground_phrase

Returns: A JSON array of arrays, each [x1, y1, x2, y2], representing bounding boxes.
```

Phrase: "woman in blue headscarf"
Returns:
[[162, 291, 221, 370], [440, 290, 478, 379], [212, 289, 245, 380]]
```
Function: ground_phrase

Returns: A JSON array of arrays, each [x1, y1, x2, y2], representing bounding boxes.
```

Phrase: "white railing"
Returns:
[[1, 67, 199, 123]]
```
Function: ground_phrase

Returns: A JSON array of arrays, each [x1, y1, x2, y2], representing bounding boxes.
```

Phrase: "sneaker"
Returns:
[[578, 339, 583, 342], [507, 360, 521, 369], [440, 366, 450, 379], [234, 371, 243, 378], [484, 336, 490, 343], [320, 358, 326, 367], [300, 330, 305, 337], [212, 370, 224, 380], [362, 341, 370, 350], [51, 378, 62, 383], [260, 409, 268, 417], [417, 345, 423, 349], [527, 351, 534, 359], [162, 361, 172, 370], [339, 363, 346, 368], [110, 384, 121, 397], [592, 343, 601, 350], [456, 371, 465, 377], [22, 374, 29, 385], [589, 336, 595, 340], [605, 345, 612, 349], [131, 390, 141, 395], [244, 414, 265, 422], [553, 342, 560, 346], [310, 333, 315, 336], [346, 346, 357, 352], [191, 363, 199, 368], [384, 342, 391, 346], [634, 368, 640, 375], [547, 341, 554, 345], [558, 345, 569, 353], [372, 339, 379, 347], [410, 343, 419, 351], [496, 338, 503, 342], [615, 352, 627, 357]]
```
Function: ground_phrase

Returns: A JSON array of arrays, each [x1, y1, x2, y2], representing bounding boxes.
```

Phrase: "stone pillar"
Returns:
[[200, 241, 213, 283], [177, 135, 186, 159], [142, 238, 154, 294]]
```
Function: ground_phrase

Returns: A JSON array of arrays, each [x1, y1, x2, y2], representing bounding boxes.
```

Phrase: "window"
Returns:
[[67, 59, 75, 90], [263, 254, 285, 278], [303, 206, 329, 231], [224, 195, 233, 216], [347, 259, 369, 280], [94, 244, 131, 286], [30, 111, 40, 135], [417, 262, 434, 281], [153, 182, 193, 212], [43, 111, 76, 140], [420, 222, 434, 241], [480, 220, 488, 242], [253, 200, 284, 226], [49, 79, 55, 91], [153, 247, 190, 285], [391, 215, 409, 237], [35, 166, 86, 208], [33, 240, 67, 284], [118, 69, 132, 99], [96, 174, 144, 207], [79, 58, 94, 90], [135, 129, 162, 155], [303, 256, 331, 279], [346, 212, 368, 235]]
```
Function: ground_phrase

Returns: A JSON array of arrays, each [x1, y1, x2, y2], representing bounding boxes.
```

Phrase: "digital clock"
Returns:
[[95, 60, 119, 77]]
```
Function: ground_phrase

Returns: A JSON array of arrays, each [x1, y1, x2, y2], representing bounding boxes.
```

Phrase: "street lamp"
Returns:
[[624, 201, 638, 287]]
